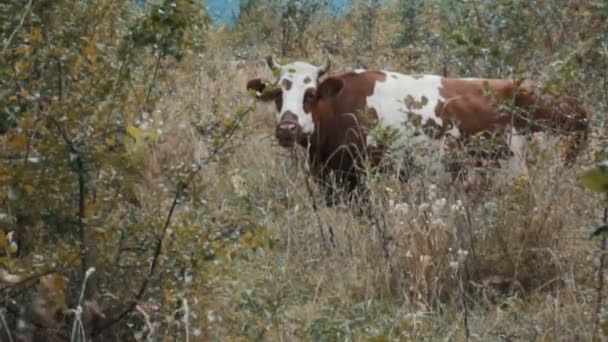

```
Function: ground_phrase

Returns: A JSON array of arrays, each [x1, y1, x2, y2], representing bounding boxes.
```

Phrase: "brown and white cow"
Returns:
[[247, 57, 589, 203]]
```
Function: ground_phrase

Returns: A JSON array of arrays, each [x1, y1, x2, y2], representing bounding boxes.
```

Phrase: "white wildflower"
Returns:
[[428, 184, 437, 200], [419, 255, 431, 263], [450, 200, 465, 214], [432, 198, 447, 216], [457, 249, 469, 257], [394, 202, 409, 216], [484, 201, 497, 212], [231, 174, 248, 197], [207, 310, 217, 323], [431, 218, 445, 227]]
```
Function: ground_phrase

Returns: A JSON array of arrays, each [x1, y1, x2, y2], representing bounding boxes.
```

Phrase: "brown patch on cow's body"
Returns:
[[311, 70, 386, 127], [435, 79, 513, 136], [435, 78, 589, 163], [304, 71, 389, 199], [436, 78, 588, 137], [311, 73, 587, 200]]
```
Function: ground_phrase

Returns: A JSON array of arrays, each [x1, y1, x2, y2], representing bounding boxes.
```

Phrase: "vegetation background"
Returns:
[[1, 0, 607, 340]]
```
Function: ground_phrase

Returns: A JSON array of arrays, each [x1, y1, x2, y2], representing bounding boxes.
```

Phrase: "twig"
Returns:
[[2, 0, 33, 54], [593, 206, 608, 340], [183, 298, 190, 342], [50, 117, 97, 300], [0, 307, 14, 342], [460, 255, 471, 341], [295, 148, 332, 250], [70, 267, 96, 342], [92, 181, 185, 337], [92, 104, 255, 337], [135, 305, 155, 337], [0, 261, 76, 293], [368, 199, 390, 260], [142, 47, 164, 114]]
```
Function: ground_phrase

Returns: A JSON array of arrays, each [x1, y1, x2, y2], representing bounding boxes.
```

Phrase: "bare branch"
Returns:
[[2, 0, 33, 54]]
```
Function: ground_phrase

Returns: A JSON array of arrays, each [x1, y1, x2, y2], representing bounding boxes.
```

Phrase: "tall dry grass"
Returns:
[[131, 41, 604, 341]]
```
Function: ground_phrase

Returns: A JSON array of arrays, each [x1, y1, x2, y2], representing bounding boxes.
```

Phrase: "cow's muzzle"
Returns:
[[276, 112, 302, 147]]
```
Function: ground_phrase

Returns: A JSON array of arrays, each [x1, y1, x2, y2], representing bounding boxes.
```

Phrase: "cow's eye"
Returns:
[[304, 90, 316, 101]]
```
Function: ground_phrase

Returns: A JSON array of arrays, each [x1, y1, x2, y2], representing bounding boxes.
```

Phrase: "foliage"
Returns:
[[0, 0, 607, 340], [0, 0, 214, 339]]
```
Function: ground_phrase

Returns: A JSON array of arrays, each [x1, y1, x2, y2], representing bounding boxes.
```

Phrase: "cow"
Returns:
[[247, 57, 589, 204]]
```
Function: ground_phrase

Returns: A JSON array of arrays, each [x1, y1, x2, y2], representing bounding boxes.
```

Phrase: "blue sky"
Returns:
[[205, 0, 355, 26]]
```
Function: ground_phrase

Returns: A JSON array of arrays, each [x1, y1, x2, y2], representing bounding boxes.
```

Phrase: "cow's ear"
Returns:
[[317, 77, 343, 100], [246, 78, 278, 101]]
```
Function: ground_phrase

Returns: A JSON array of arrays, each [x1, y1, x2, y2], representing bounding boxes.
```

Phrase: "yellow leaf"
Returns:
[[85, 43, 97, 64], [0, 257, 12, 268], [58, 244, 80, 266], [7, 133, 27, 151], [41, 274, 67, 293], [74, 57, 83, 69], [92, 227, 108, 242], [41, 274, 67, 306], [29, 28, 42, 43], [14, 44, 30, 56], [211, 241, 222, 250], [125, 124, 141, 141], [48, 47, 62, 58], [22, 184, 34, 195], [105, 136, 116, 147], [14, 61, 26, 73], [0, 231, 6, 250], [241, 232, 254, 249], [416, 300, 429, 312]]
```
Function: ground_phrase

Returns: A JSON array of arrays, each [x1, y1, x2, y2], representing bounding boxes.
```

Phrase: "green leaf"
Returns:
[[581, 161, 608, 193], [592, 225, 608, 238], [126, 124, 141, 141], [602, 319, 608, 336]]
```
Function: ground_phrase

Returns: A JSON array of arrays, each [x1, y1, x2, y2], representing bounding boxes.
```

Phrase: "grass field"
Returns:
[[142, 47, 605, 340]]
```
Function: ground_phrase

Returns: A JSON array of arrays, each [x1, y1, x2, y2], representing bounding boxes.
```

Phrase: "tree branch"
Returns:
[[2, 0, 33, 54], [92, 103, 255, 337]]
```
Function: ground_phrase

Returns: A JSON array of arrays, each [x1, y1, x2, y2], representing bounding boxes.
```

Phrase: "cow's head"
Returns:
[[247, 56, 331, 147]]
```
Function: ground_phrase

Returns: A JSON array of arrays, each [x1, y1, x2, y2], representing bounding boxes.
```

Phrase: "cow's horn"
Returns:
[[266, 55, 280, 71], [318, 57, 331, 76]]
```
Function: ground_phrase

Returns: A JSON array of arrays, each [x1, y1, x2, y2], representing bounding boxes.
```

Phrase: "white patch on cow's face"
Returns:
[[276, 62, 321, 134]]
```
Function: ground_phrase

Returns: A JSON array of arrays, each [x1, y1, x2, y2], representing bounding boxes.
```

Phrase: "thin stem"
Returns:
[[0, 308, 14, 342], [593, 206, 608, 340], [142, 48, 164, 114], [93, 103, 255, 337], [2, 0, 33, 54], [297, 149, 331, 250]]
